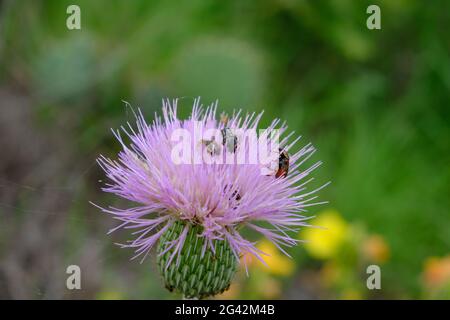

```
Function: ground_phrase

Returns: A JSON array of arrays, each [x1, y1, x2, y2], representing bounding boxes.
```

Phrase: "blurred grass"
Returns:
[[0, 0, 449, 298]]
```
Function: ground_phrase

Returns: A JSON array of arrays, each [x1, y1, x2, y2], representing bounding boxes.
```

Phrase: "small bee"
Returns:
[[220, 113, 238, 153], [201, 138, 222, 156], [275, 148, 289, 179], [221, 127, 238, 153]]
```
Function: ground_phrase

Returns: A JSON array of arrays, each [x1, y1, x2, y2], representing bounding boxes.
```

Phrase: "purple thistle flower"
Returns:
[[94, 98, 327, 297]]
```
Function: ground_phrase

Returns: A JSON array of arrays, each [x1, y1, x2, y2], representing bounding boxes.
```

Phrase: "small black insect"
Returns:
[[275, 148, 289, 179], [224, 184, 241, 209], [231, 189, 241, 201]]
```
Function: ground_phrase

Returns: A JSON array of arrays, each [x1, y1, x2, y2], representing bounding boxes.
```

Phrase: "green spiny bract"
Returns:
[[157, 220, 238, 299]]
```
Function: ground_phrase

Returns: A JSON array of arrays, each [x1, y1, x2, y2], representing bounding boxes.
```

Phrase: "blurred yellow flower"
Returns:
[[341, 288, 363, 300], [423, 255, 450, 288], [97, 290, 123, 300], [362, 234, 390, 264], [301, 209, 348, 259], [254, 239, 296, 276]]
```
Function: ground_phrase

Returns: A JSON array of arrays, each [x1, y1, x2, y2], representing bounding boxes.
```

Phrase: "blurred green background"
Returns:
[[0, 0, 449, 299]]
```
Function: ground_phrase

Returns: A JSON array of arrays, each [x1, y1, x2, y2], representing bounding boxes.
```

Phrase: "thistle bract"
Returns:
[[95, 98, 327, 298], [157, 220, 237, 298]]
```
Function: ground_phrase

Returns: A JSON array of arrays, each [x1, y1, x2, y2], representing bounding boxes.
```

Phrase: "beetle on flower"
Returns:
[[93, 98, 328, 299]]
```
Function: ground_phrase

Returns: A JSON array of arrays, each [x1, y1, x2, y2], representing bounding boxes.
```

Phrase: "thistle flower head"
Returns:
[[95, 98, 327, 298]]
